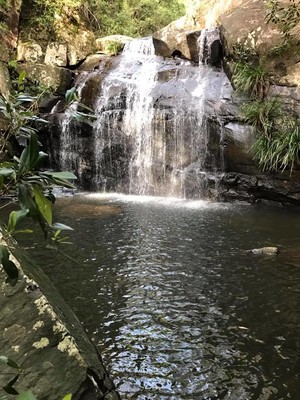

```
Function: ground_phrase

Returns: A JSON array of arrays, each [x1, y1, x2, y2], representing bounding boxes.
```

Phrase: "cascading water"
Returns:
[[57, 71, 97, 174], [56, 32, 231, 198], [93, 37, 161, 194]]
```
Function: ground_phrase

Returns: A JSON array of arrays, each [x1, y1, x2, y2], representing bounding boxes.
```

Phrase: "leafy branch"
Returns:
[[0, 89, 76, 287]]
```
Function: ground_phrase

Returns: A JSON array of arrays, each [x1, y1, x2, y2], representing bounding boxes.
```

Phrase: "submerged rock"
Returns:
[[250, 247, 279, 255]]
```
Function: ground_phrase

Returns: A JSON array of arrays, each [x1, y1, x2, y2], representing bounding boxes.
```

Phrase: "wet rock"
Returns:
[[78, 54, 112, 72], [153, 37, 172, 58], [0, 234, 120, 400], [199, 28, 223, 66], [222, 123, 256, 174], [186, 30, 201, 63], [250, 247, 279, 255]]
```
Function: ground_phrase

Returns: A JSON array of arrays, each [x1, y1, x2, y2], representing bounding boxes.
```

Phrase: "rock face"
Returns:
[[0, 62, 10, 97], [219, 0, 300, 85], [18, 63, 73, 94], [0, 0, 22, 62], [43, 50, 236, 197], [18, 2, 96, 67], [42, 33, 300, 205], [0, 235, 120, 400]]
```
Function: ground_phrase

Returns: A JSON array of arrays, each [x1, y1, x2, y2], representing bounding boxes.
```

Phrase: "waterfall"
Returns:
[[58, 71, 97, 173], [55, 32, 229, 199], [198, 27, 222, 65], [93, 37, 161, 194]]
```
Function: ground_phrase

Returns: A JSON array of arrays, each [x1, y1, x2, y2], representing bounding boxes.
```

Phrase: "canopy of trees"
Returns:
[[21, 0, 186, 38]]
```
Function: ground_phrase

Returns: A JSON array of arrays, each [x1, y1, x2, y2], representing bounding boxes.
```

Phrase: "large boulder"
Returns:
[[18, 4, 96, 67], [152, 37, 172, 58], [66, 29, 96, 66], [44, 42, 68, 67], [153, 16, 197, 59], [218, 0, 300, 85], [18, 63, 72, 94], [17, 41, 44, 63]]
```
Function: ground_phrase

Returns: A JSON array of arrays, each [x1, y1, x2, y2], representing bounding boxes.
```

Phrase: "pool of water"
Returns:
[[20, 194, 300, 399]]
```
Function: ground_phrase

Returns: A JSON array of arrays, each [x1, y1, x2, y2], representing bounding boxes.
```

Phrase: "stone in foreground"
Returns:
[[0, 236, 120, 400]]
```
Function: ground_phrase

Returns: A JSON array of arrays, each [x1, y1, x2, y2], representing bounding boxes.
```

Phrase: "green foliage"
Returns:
[[231, 43, 258, 63], [253, 120, 300, 173], [266, 0, 300, 36], [231, 11, 300, 175], [64, 88, 96, 123], [267, 41, 290, 57], [233, 62, 270, 100], [25, 0, 185, 38], [266, 0, 300, 55], [241, 98, 282, 136], [106, 41, 123, 56], [0, 92, 76, 286], [7, 65, 53, 99]]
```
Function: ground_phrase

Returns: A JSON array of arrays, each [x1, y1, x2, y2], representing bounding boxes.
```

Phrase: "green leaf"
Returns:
[[32, 185, 52, 225], [16, 94, 36, 103], [3, 385, 19, 396], [18, 184, 38, 218], [18, 71, 26, 84], [65, 87, 78, 105], [0, 245, 19, 287], [43, 171, 77, 180], [3, 374, 19, 395], [0, 168, 15, 177], [0, 356, 19, 369], [18, 133, 40, 174], [16, 391, 37, 400], [13, 229, 33, 235], [51, 223, 73, 231], [7, 209, 29, 234], [62, 394, 72, 400], [40, 171, 77, 189]]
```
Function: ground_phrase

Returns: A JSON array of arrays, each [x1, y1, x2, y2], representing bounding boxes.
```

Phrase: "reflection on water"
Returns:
[[20, 195, 300, 399]]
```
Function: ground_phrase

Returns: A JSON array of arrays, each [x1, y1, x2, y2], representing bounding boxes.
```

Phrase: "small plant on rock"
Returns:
[[233, 62, 270, 100], [241, 98, 282, 136]]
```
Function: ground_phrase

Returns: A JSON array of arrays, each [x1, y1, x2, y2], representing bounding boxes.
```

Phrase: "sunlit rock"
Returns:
[[17, 41, 44, 63], [0, 62, 10, 98], [250, 247, 279, 255], [44, 42, 68, 67], [18, 63, 72, 94]]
